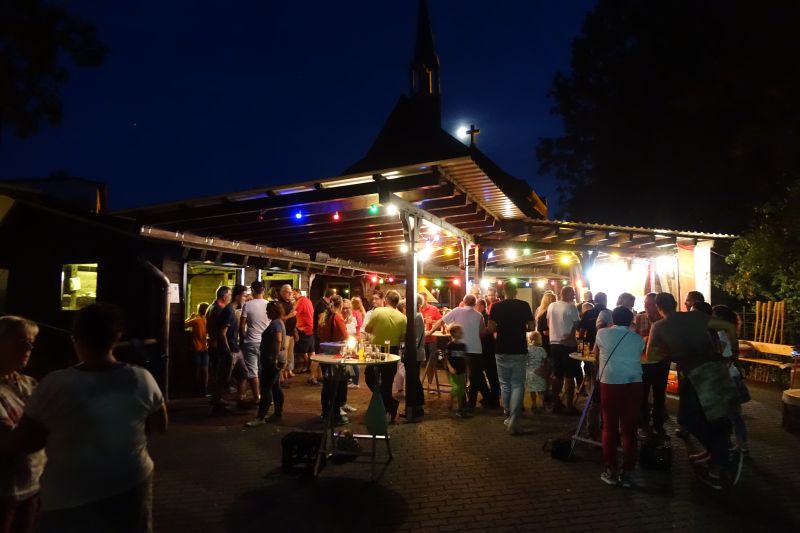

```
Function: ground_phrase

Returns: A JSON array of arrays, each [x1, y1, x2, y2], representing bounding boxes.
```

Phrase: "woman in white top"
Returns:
[[592, 306, 644, 488], [1, 303, 167, 533]]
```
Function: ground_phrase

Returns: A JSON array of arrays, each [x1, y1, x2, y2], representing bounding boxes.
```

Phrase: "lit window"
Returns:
[[61, 263, 98, 310]]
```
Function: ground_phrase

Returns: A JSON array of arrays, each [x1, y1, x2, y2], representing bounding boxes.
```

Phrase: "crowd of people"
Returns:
[[0, 279, 751, 531]]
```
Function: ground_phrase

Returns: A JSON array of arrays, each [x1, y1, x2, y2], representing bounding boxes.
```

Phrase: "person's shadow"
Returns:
[[223, 476, 409, 532]]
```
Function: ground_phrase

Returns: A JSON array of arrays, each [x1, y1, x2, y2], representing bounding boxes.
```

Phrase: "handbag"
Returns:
[[686, 360, 740, 421]]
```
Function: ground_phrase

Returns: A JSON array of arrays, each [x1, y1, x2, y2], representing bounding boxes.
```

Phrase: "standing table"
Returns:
[[311, 353, 401, 480]]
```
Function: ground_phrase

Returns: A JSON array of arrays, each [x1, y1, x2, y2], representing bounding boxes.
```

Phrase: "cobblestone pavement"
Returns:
[[149, 371, 800, 532]]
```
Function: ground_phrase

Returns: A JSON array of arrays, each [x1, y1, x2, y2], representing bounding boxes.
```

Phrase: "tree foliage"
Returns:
[[0, 0, 107, 138], [719, 180, 800, 317], [538, 0, 800, 233]]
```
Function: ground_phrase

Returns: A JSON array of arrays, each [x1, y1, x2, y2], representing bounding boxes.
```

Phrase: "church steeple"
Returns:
[[409, 0, 440, 98]]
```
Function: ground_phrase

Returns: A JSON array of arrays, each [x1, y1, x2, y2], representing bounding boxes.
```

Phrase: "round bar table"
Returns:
[[311, 353, 401, 480]]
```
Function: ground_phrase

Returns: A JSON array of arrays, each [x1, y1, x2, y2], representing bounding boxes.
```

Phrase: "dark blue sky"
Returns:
[[0, 0, 595, 212]]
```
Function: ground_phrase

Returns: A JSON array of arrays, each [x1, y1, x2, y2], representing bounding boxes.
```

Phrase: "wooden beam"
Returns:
[[378, 191, 475, 243]]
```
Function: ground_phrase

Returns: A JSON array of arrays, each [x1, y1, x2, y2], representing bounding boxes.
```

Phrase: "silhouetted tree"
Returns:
[[719, 179, 800, 317], [0, 0, 107, 139], [537, 0, 800, 232]]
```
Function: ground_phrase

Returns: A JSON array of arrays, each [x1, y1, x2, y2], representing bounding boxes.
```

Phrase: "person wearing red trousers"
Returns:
[[592, 306, 645, 488]]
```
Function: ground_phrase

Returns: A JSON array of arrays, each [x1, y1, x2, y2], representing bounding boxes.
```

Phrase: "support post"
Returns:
[[401, 212, 422, 419]]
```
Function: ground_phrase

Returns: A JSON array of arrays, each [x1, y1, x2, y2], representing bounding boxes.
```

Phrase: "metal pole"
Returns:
[[402, 212, 420, 419]]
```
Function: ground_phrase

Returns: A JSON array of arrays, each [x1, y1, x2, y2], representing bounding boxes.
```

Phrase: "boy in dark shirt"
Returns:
[[446, 325, 469, 418]]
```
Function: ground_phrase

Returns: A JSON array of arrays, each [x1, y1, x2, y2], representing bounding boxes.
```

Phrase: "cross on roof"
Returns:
[[467, 124, 480, 146]]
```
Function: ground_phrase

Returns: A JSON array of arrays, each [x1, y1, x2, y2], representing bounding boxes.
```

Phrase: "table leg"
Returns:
[[314, 365, 344, 477]]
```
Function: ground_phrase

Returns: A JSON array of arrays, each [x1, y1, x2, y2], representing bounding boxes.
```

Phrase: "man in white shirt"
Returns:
[[427, 295, 487, 410], [240, 281, 269, 404], [547, 286, 581, 414]]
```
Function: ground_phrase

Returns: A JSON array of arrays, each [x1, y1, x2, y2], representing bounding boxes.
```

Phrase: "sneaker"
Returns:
[[503, 417, 511, 426], [341, 404, 358, 413], [347, 383, 360, 389], [600, 469, 618, 486], [619, 472, 633, 488], [244, 417, 267, 427], [335, 415, 350, 426], [339, 408, 348, 416], [694, 465, 723, 490]]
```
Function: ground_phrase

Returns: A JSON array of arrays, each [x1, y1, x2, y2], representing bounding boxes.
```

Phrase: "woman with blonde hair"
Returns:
[[0, 316, 43, 533], [535, 291, 557, 355], [350, 296, 366, 335]]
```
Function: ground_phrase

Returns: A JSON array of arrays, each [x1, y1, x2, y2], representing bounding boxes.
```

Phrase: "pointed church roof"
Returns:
[[346, 0, 547, 220], [412, 0, 438, 70]]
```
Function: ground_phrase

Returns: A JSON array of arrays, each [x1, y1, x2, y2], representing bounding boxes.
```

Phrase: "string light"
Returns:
[[371, 275, 378, 283], [550, 280, 556, 286], [525, 281, 531, 287], [509, 277, 517, 284], [294, 211, 303, 220], [434, 279, 442, 287], [419, 279, 427, 286], [387, 276, 395, 283], [562, 280, 568, 285], [400, 243, 409, 253], [332, 211, 340, 221], [379, 278, 385, 284], [445, 247, 454, 256], [560, 255, 571, 265], [452, 278, 461, 286], [523, 248, 531, 256], [480, 279, 489, 289], [507, 249, 518, 259], [537, 279, 546, 289], [369, 204, 379, 215], [386, 204, 399, 216]]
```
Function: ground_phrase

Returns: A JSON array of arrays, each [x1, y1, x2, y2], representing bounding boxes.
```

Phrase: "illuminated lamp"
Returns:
[[550, 280, 556, 286], [452, 278, 461, 286], [560, 255, 571, 265], [525, 281, 531, 287], [610, 252, 620, 261], [369, 204, 379, 215], [488, 251, 495, 259], [332, 211, 340, 221], [400, 243, 409, 253], [480, 279, 490, 289], [507, 249, 518, 259], [445, 247, 454, 256], [537, 279, 546, 289], [545, 254, 551, 260], [497, 280, 503, 286], [294, 211, 303, 220], [562, 280, 568, 285], [371, 275, 378, 283], [419, 279, 427, 286], [434, 279, 442, 287], [388, 276, 395, 283], [509, 277, 517, 284], [523, 248, 531, 255], [386, 204, 399, 216], [379, 278, 384, 284]]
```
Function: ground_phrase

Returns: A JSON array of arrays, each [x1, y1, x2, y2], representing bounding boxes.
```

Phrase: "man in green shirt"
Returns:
[[364, 290, 405, 422]]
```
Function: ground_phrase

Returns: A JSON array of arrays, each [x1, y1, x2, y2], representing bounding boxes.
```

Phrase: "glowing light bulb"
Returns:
[[294, 211, 303, 220], [452, 278, 461, 287], [369, 204, 379, 215], [371, 275, 378, 283], [400, 243, 409, 253], [445, 247, 454, 256], [434, 279, 442, 287], [523, 248, 531, 256], [509, 277, 517, 284], [332, 211, 340, 221], [537, 279, 546, 289], [387, 277, 395, 283], [480, 279, 490, 289], [560, 255, 571, 265], [507, 249, 518, 259], [386, 204, 399, 216]]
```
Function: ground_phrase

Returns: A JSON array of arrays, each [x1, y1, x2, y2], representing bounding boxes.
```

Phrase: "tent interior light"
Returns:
[[386, 204, 399, 216], [507, 249, 518, 259]]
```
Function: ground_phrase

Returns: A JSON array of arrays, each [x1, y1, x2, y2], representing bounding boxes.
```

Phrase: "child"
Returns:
[[445, 324, 469, 418], [185, 302, 210, 396], [712, 304, 748, 454], [526, 331, 548, 413]]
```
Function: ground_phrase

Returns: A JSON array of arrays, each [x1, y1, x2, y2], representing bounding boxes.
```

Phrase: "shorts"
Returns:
[[242, 343, 260, 379], [294, 331, 315, 355], [193, 350, 209, 368], [551, 344, 581, 379], [211, 349, 247, 386]]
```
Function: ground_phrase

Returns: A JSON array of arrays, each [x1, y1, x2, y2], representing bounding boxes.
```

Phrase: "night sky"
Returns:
[[0, 0, 595, 213]]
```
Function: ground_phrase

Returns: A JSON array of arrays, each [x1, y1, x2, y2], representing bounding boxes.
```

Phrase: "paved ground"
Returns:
[[149, 371, 800, 532]]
